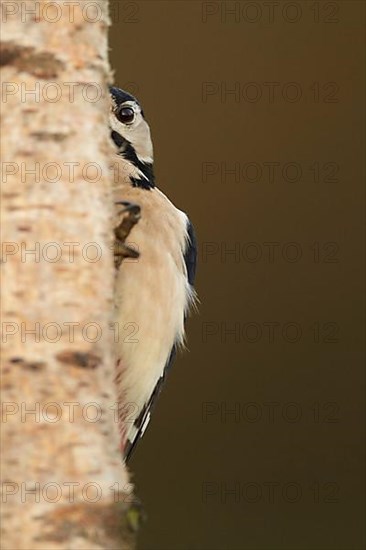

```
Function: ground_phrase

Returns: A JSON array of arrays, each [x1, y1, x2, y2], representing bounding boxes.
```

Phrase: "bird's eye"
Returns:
[[116, 106, 135, 125]]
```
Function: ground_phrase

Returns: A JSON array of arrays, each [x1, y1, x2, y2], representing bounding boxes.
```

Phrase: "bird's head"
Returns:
[[110, 87, 154, 189]]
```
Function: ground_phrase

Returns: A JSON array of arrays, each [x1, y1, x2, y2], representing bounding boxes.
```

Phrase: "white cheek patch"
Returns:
[[129, 120, 154, 164], [110, 107, 153, 165]]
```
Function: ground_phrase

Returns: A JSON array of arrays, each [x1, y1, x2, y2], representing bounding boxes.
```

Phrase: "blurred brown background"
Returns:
[[109, 1, 365, 549]]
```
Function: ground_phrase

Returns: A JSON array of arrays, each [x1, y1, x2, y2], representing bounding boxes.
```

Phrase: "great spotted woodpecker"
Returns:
[[110, 87, 197, 461]]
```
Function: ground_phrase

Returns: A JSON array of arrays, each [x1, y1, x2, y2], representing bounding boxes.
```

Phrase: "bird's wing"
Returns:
[[184, 218, 197, 288], [124, 218, 197, 463], [124, 346, 176, 462]]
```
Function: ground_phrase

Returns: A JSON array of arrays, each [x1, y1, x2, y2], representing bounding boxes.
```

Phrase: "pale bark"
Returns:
[[1, 1, 134, 548]]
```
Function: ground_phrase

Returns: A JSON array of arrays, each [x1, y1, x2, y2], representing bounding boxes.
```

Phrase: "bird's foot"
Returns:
[[114, 201, 141, 269]]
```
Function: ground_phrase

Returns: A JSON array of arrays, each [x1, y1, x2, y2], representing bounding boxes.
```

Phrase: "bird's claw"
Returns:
[[115, 201, 141, 219], [114, 201, 141, 269]]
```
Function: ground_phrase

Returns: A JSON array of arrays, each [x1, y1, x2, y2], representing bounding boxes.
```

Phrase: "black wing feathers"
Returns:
[[125, 347, 177, 462], [184, 219, 197, 287]]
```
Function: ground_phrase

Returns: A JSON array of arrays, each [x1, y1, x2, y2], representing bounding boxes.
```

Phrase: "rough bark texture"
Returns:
[[1, 1, 134, 548]]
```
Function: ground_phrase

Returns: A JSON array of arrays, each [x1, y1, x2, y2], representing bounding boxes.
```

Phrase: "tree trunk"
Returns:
[[1, 1, 134, 548]]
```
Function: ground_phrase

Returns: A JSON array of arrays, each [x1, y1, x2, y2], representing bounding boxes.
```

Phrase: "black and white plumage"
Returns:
[[110, 87, 197, 462]]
